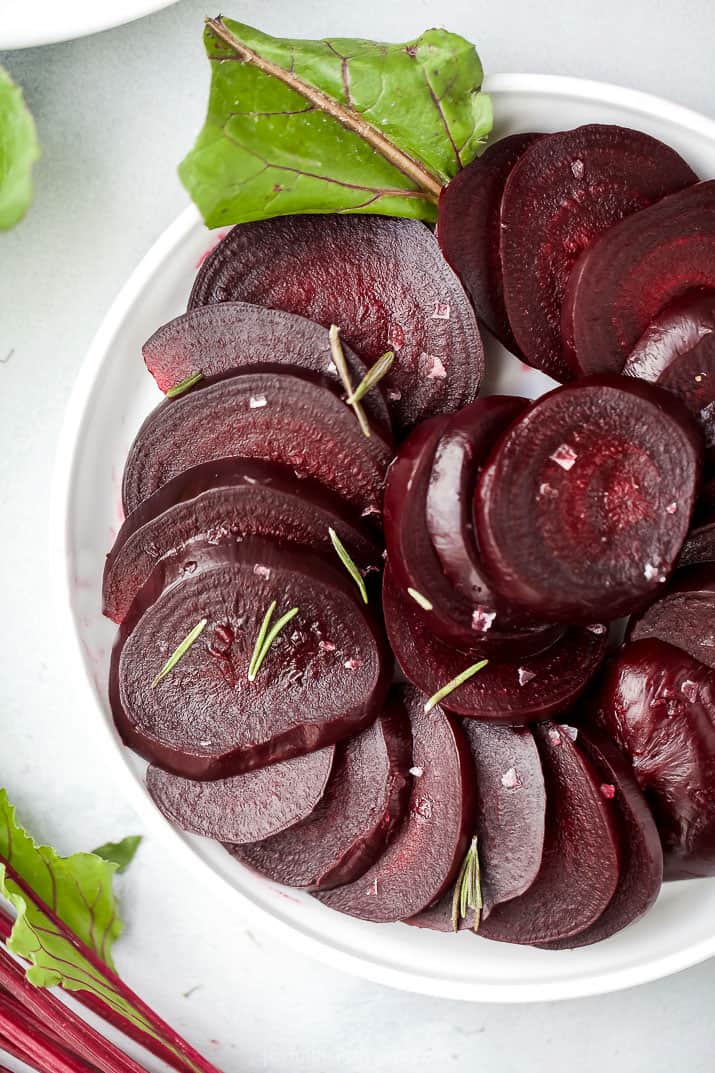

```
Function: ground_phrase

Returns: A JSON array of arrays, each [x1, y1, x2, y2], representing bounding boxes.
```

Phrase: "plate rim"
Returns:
[[51, 72, 715, 1003], [0, 0, 179, 50]]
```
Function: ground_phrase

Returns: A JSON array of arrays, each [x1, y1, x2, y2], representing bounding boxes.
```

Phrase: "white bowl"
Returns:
[[0, 1, 179, 49], [52, 74, 715, 1002]]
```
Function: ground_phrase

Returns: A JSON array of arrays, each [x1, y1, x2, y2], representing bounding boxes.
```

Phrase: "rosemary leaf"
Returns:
[[329, 527, 368, 604], [407, 587, 433, 612], [248, 605, 299, 682], [423, 659, 488, 713], [329, 324, 371, 438], [166, 371, 203, 398], [451, 835, 483, 932], [151, 618, 207, 688], [248, 599, 277, 680], [346, 350, 395, 405]]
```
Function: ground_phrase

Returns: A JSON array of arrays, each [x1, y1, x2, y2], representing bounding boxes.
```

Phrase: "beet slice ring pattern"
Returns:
[[628, 564, 715, 669], [315, 686, 474, 922], [563, 180, 715, 377], [104, 458, 381, 624], [146, 746, 335, 843], [383, 566, 607, 724], [110, 540, 391, 779], [475, 375, 703, 622], [478, 722, 620, 946], [437, 133, 542, 354], [498, 124, 696, 383], [230, 704, 412, 891], [540, 729, 662, 949], [187, 215, 484, 432], [142, 302, 391, 438], [121, 369, 393, 518]]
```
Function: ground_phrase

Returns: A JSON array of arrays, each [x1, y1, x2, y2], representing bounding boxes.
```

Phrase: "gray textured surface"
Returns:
[[1, 1, 714, 1068]]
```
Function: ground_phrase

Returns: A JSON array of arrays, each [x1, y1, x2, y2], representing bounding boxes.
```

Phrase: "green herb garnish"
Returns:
[[248, 602, 299, 682], [407, 587, 433, 612], [166, 371, 203, 398], [0, 67, 39, 230], [151, 618, 207, 688], [424, 659, 488, 712], [452, 835, 483, 932], [329, 325, 371, 438], [346, 351, 395, 406], [329, 528, 369, 604]]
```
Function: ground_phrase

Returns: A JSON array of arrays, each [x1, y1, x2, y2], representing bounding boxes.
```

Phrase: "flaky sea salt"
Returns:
[[643, 561, 666, 582], [409, 766, 424, 778], [432, 301, 451, 320], [587, 623, 607, 635], [319, 640, 336, 653], [472, 607, 496, 633], [665, 502, 678, 515], [501, 767, 521, 790], [249, 394, 268, 409], [518, 667, 536, 686], [344, 657, 362, 670], [681, 679, 699, 702], [561, 724, 579, 742], [549, 444, 577, 471], [424, 353, 447, 380], [253, 564, 271, 580], [571, 158, 585, 179], [387, 388, 403, 401], [548, 728, 562, 747]]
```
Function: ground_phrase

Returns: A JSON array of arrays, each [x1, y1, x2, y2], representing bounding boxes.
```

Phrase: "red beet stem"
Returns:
[[0, 991, 99, 1073]]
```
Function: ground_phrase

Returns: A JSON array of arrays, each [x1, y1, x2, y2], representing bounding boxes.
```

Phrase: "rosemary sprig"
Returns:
[[423, 659, 489, 712], [248, 602, 299, 682], [452, 835, 483, 932], [346, 350, 395, 405], [166, 371, 203, 398], [328, 527, 368, 604], [407, 587, 433, 612], [328, 324, 371, 438], [151, 618, 207, 688]]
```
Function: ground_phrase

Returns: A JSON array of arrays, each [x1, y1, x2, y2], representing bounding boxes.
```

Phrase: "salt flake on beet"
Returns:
[[431, 301, 451, 320], [548, 728, 562, 746], [386, 388, 402, 401], [249, 394, 268, 409], [472, 607, 496, 633], [501, 767, 521, 789], [422, 353, 447, 380], [409, 766, 424, 778], [560, 724, 579, 741], [587, 623, 607, 635], [344, 657, 362, 670], [253, 564, 271, 580], [571, 158, 585, 179], [517, 666, 536, 686], [319, 640, 336, 653], [389, 323, 405, 351], [681, 679, 699, 701], [665, 501, 678, 515], [549, 443, 577, 470]]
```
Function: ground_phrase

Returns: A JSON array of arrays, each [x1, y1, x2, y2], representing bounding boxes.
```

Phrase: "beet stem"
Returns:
[[0, 992, 100, 1073]]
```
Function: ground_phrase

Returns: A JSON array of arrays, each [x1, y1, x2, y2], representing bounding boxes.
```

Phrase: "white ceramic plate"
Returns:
[[52, 74, 715, 1002], [0, 0, 178, 50]]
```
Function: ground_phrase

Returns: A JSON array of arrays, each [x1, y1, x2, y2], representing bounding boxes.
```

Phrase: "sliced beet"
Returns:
[[478, 722, 620, 945], [680, 520, 715, 568], [142, 302, 391, 437], [409, 724, 546, 932], [316, 686, 474, 922], [121, 369, 393, 517], [541, 729, 662, 949], [230, 703, 412, 891], [187, 215, 484, 432], [475, 375, 703, 622], [384, 401, 560, 658], [499, 125, 695, 382], [146, 745, 334, 843], [563, 181, 715, 377], [591, 638, 715, 879], [437, 133, 543, 354], [110, 540, 390, 779], [628, 564, 715, 669], [383, 566, 607, 724], [104, 458, 381, 624]]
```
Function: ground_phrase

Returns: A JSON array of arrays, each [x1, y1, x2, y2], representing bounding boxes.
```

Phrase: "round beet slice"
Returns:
[[437, 133, 543, 354], [383, 566, 607, 724], [230, 703, 412, 891], [315, 686, 474, 922], [384, 403, 559, 658], [409, 723, 546, 932], [499, 125, 696, 382], [121, 369, 393, 518], [104, 458, 381, 624], [563, 180, 715, 377], [628, 564, 715, 669], [110, 540, 391, 779], [680, 520, 715, 568], [592, 638, 715, 879], [146, 745, 335, 843], [540, 729, 662, 949], [476, 375, 703, 622], [187, 215, 484, 433], [142, 303, 391, 438], [478, 722, 620, 945]]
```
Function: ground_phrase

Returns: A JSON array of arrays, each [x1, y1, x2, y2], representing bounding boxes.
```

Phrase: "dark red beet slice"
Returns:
[[230, 704, 412, 891], [142, 303, 391, 438], [110, 540, 390, 779], [146, 745, 334, 843], [409, 724, 546, 932], [680, 520, 715, 568], [563, 181, 715, 377], [541, 729, 662, 949], [475, 375, 703, 622], [121, 369, 393, 518], [437, 133, 542, 354], [315, 686, 474, 922], [478, 722, 620, 945], [104, 458, 381, 624], [383, 566, 607, 724], [187, 215, 484, 432], [628, 564, 715, 669], [592, 638, 715, 879], [499, 125, 695, 382], [384, 402, 560, 658]]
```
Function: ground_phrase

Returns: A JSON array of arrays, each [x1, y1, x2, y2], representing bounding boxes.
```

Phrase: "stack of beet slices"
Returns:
[[106, 120, 715, 953]]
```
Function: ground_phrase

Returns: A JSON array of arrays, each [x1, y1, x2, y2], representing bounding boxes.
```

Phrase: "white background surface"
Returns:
[[1, 1, 715, 1069]]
